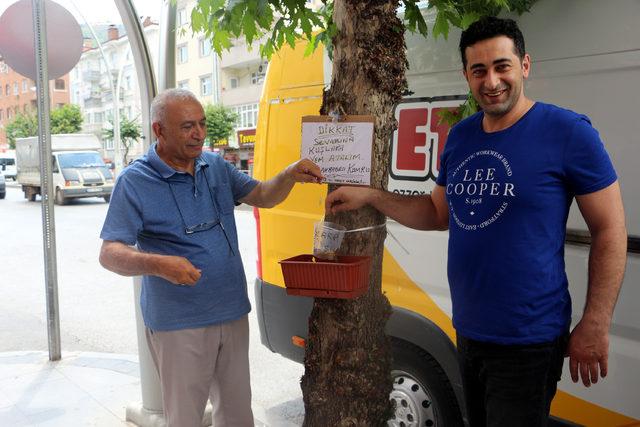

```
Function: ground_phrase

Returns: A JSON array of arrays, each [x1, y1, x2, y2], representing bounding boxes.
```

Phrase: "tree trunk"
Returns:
[[301, 1, 407, 425]]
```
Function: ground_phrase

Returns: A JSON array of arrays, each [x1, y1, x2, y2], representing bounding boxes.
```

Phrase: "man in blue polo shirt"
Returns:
[[324, 17, 627, 427], [99, 88, 323, 427]]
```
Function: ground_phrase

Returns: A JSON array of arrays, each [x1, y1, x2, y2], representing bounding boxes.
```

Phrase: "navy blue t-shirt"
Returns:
[[436, 102, 617, 344]]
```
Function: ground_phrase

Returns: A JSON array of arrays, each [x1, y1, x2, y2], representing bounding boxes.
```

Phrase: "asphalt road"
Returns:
[[0, 182, 305, 426]]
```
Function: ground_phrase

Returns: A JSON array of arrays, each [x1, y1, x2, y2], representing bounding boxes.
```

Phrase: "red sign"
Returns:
[[390, 97, 465, 183], [237, 128, 256, 147]]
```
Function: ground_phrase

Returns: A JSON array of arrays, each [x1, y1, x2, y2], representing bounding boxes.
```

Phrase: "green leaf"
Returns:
[[303, 33, 317, 57], [284, 27, 296, 49], [432, 10, 450, 40], [242, 12, 258, 43], [460, 11, 481, 30]]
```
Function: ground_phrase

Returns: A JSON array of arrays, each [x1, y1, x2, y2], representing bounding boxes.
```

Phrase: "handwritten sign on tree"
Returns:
[[301, 116, 375, 186]]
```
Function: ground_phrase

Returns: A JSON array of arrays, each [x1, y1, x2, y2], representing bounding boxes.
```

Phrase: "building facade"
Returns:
[[175, 0, 266, 173], [69, 19, 159, 164], [0, 57, 70, 151]]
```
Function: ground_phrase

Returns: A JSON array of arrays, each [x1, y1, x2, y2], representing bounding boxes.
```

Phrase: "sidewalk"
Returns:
[[0, 351, 287, 427]]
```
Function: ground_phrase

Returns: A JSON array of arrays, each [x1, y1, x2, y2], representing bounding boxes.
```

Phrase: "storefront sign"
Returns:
[[211, 138, 228, 149], [237, 128, 256, 147]]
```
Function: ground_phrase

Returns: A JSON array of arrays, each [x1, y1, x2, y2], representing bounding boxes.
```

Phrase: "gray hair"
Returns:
[[150, 88, 200, 124]]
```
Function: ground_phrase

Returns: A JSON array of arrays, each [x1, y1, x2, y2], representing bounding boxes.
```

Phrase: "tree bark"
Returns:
[[301, 1, 407, 425]]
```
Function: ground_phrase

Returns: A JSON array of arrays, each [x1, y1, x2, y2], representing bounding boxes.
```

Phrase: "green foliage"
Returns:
[[188, 0, 335, 59], [401, 0, 537, 40], [204, 104, 238, 147], [50, 104, 83, 134], [103, 116, 142, 145], [437, 92, 479, 127], [5, 104, 84, 148], [5, 112, 38, 149], [104, 116, 142, 165]]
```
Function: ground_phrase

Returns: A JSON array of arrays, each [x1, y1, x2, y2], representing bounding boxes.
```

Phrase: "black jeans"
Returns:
[[457, 333, 568, 427]]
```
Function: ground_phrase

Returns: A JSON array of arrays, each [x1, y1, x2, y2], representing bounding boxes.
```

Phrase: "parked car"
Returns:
[[0, 152, 17, 181], [0, 172, 6, 199]]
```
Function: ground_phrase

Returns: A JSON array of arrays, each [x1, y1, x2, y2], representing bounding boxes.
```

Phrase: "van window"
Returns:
[[0, 158, 15, 166]]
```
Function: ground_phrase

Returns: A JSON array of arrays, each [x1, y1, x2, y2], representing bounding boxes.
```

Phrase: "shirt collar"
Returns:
[[147, 143, 208, 179]]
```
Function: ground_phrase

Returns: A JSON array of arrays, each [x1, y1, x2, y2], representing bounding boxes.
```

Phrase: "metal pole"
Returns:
[[32, 0, 61, 361]]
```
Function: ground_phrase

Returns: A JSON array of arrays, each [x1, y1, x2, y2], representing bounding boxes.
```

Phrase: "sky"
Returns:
[[0, 0, 161, 25]]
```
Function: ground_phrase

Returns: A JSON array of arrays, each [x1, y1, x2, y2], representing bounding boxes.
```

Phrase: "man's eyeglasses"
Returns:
[[167, 172, 235, 255]]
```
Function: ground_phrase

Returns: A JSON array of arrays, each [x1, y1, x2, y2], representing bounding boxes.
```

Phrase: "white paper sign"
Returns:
[[301, 116, 374, 185]]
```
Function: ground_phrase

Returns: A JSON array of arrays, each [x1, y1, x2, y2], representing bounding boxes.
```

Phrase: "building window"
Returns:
[[0, 109, 3, 121], [13, 82, 19, 95], [229, 77, 238, 89], [94, 111, 104, 123], [7, 108, 12, 119], [124, 75, 132, 90], [178, 80, 190, 90], [22, 79, 28, 92], [200, 74, 212, 96], [85, 113, 91, 124], [177, 8, 187, 27], [5, 84, 9, 95], [199, 38, 211, 57], [54, 79, 66, 90], [232, 103, 259, 128], [104, 138, 114, 150], [251, 72, 263, 85], [177, 44, 188, 64]]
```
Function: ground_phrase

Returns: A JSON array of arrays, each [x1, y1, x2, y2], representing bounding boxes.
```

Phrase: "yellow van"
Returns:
[[252, 0, 640, 425]]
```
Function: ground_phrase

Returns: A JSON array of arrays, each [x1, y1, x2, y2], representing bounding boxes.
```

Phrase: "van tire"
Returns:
[[55, 189, 67, 205], [389, 339, 463, 427], [103, 195, 110, 203]]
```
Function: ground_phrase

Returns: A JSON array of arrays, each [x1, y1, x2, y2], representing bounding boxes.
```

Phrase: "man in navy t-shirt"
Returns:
[[325, 17, 626, 426], [99, 88, 323, 427]]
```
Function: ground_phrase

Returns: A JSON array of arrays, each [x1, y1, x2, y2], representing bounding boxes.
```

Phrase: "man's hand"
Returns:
[[155, 255, 202, 286], [284, 158, 324, 184], [99, 240, 201, 286], [326, 186, 374, 214], [566, 318, 609, 387]]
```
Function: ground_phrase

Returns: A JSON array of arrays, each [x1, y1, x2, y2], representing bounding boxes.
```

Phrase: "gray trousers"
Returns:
[[145, 315, 254, 427]]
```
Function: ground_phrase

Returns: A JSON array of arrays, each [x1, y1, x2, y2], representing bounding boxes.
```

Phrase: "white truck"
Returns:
[[16, 133, 114, 205]]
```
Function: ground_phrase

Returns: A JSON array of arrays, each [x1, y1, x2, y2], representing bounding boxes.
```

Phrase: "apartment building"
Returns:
[[70, 19, 159, 163], [0, 57, 70, 151], [175, 0, 266, 173]]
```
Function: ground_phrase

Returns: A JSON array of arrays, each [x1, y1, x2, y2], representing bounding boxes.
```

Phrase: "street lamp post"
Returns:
[[68, 0, 122, 172]]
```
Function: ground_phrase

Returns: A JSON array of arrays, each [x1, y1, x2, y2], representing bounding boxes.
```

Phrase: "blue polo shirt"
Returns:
[[100, 144, 258, 331]]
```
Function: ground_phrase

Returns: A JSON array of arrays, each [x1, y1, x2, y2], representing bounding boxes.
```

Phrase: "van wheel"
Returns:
[[389, 340, 463, 427], [103, 195, 110, 203], [54, 189, 67, 205]]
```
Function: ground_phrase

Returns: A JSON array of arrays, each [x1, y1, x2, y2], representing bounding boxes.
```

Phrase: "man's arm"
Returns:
[[99, 240, 202, 286], [239, 158, 323, 208], [325, 184, 449, 231], [568, 181, 627, 387]]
